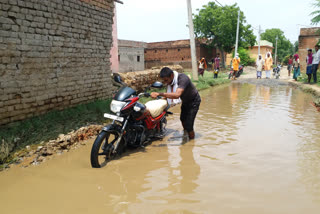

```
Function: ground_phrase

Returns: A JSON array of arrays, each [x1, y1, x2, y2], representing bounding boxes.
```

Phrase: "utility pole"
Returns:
[[258, 25, 261, 56], [234, 10, 240, 56], [275, 36, 278, 65], [186, 0, 198, 81]]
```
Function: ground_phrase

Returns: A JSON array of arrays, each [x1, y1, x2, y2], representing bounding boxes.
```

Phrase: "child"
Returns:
[[293, 54, 300, 81], [213, 53, 220, 79]]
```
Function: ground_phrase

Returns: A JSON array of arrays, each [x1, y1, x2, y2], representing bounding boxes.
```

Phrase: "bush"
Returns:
[[234, 47, 256, 66]]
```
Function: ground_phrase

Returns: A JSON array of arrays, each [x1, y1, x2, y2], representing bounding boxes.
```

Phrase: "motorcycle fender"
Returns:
[[102, 124, 121, 135]]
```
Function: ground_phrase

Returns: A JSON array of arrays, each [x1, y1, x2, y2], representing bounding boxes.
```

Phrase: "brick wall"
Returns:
[[145, 40, 216, 69], [0, 0, 115, 125], [145, 46, 192, 69], [298, 27, 320, 70]]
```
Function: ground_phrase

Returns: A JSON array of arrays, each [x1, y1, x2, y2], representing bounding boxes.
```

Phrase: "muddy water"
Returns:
[[1, 83, 320, 214]]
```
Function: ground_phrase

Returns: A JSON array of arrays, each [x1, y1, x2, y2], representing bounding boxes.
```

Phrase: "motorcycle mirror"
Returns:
[[113, 74, 122, 84], [151, 81, 163, 89]]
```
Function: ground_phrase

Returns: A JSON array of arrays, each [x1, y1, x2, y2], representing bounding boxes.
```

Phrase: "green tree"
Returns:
[[311, 0, 320, 24], [193, 2, 256, 67], [294, 41, 299, 53], [260, 28, 293, 63], [236, 47, 255, 66]]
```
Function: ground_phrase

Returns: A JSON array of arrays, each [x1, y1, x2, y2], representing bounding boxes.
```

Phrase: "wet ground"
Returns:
[[1, 71, 320, 213]]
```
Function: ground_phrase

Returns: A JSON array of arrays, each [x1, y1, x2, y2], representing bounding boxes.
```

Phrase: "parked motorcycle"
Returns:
[[273, 64, 281, 79], [228, 65, 244, 79], [90, 75, 171, 168]]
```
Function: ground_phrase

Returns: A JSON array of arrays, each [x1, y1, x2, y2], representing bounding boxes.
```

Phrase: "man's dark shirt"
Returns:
[[177, 73, 200, 104]]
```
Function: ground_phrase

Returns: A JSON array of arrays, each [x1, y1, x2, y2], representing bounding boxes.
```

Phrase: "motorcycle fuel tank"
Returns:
[[132, 102, 147, 119], [114, 86, 137, 101]]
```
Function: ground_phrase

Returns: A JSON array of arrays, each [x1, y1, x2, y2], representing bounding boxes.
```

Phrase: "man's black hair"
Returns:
[[160, 67, 173, 78]]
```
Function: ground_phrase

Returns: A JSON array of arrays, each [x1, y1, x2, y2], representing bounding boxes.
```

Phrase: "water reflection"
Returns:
[[1, 83, 320, 213]]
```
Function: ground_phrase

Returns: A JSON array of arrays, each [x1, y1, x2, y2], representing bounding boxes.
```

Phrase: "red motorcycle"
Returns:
[[90, 75, 171, 168]]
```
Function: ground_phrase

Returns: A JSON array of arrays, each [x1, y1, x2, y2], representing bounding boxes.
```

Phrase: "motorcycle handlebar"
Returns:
[[137, 93, 163, 99], [138, 92, 150, 98]]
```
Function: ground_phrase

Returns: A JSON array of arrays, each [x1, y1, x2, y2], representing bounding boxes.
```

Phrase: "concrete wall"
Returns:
[[118, 39, 146, 72], [248, 46, 274, 61], [298, 27, 320, 70], [0, 0, 115, 125]]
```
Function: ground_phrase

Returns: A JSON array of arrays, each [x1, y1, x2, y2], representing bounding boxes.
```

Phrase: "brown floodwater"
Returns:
[[1, 82, 320, 214]]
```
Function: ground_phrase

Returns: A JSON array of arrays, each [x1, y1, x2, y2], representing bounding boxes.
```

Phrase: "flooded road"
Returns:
[[1, 82, 320, 214]]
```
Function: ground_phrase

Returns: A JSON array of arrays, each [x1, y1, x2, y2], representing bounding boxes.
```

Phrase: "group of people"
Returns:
[[257, 44, 320, 83], [255, 52, 274, 79], [198, 53, 221, 78], [287, 44, 320, 83]]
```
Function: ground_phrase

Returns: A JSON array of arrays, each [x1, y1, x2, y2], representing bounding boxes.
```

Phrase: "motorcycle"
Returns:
[[273, 64, 281, 79], [90, 75, 171, 168], [228, 65, 244, 79]]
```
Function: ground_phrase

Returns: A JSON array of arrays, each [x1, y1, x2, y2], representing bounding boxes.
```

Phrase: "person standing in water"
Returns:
[[151, 67, 201, 140], [264, 52, 273, 79]]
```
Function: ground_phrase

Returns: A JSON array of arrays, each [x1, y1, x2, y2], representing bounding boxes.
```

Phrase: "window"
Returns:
[[155, 50, 157, 53], [137, 56, 140, 62], [178, 49, 180, 52], [118, 55, 120, 61], [166, 49, 168, 52], [144, 50, 147, 53]]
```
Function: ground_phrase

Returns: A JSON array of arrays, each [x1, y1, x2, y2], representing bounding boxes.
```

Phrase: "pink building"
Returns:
[[110, 2, 122, 73]]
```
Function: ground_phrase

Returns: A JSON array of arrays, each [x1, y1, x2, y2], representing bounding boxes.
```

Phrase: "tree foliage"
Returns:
[[193, 2, 256, 67], [237, 47, 255, 66], [260, 28, 293, 63], [311, 0, 320, 24]]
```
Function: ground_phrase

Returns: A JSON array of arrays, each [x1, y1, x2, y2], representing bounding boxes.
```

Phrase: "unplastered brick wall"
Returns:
[[298, 27, 320, 70], [0, 0, 115, 125]]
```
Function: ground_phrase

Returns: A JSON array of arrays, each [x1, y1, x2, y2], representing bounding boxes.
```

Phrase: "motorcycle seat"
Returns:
[[145, 99, 168, 118]]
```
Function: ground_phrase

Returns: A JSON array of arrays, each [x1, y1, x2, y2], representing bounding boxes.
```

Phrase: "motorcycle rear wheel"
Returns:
[[90, 131, 124, 168]]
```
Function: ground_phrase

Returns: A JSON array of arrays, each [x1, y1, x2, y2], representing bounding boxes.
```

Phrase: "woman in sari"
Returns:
[[293, 54, 300, 81], [198, 57, 207, 76]]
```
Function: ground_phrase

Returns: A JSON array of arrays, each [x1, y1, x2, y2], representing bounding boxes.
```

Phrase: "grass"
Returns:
[[0, 69, 231, 166], [185, 69, 230, 91], [0, 99, 112, 165], [297, 71, 320, 87]]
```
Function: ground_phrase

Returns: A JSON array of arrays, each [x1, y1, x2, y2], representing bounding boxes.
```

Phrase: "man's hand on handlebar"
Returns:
[[150, 92, 160, 99]]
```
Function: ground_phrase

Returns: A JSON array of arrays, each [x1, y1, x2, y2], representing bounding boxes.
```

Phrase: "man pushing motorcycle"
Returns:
[[150, 67, 201, 139]]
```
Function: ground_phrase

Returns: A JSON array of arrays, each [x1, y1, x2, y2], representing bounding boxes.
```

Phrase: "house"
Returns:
[[298, 27, 320, 69], [144, 39, 218, 69], [118, 40, 147, 72], [226, 40, 274, 67], [249, 40, 274, 60]]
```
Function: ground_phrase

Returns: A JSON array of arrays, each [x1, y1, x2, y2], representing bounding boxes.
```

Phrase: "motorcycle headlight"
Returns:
[[110, 100, 126, 113]]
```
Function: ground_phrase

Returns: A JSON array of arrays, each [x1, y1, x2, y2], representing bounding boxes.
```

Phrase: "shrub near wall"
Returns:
[[0, 0, 115, 126]]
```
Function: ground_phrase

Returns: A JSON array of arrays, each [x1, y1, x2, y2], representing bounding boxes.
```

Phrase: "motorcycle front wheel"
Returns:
[[90, 131, 125, 168]]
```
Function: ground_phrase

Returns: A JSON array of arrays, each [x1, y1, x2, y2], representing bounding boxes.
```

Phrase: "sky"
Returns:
[[116, 0, 319, 44]]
